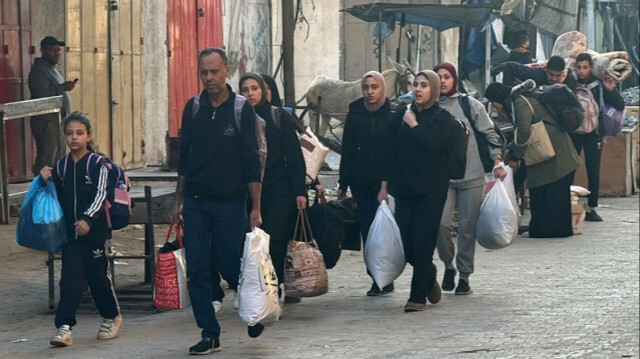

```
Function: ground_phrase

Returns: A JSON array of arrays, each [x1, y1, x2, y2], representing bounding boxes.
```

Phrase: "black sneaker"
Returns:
[[366, 282, 381, 296], [442, 268, 456, 291], [381, 282, 395, 295], [248, 323, 265, 338], [189, 337, 220, 355], [585, 210, 603, 222], [455, 279, 473, 295]]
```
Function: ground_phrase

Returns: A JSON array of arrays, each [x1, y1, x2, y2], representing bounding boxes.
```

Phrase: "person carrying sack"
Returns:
[[486, 83, 581, 238]]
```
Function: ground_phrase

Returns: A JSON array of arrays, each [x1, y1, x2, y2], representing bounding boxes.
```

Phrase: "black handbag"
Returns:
[[307, 193, 342, 269], [328, 197, 361, 251]]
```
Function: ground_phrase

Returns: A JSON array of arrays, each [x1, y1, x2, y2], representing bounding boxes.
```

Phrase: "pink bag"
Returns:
[[153, 224, 190, 310]]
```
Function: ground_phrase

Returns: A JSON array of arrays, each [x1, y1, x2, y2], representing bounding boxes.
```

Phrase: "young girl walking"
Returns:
[[40, 112, 122, 347]]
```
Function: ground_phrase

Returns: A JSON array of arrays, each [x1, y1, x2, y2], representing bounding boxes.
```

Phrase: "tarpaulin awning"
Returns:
[[342, 3, 500, 32]]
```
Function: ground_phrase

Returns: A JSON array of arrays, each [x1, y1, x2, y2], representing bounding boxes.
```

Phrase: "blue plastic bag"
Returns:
[[16, 175, 68, 253]]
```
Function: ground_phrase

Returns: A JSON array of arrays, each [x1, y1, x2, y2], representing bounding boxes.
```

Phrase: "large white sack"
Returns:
[[364, 201, 405, 289], [238, 228, 280, 326], [476, 179, 519, 250]]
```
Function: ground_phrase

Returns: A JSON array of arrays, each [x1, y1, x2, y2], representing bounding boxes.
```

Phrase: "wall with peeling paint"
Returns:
[[223, 0, 272, 91]]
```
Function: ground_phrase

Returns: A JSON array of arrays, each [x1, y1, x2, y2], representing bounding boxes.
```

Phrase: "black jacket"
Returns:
[[339, 98, 402, 193], [389, 102, 456, 197], [502, 61, 577, 91], [255, 102, 306, 197], [178, 86, 261, 201], [52, 153, 110, 240]]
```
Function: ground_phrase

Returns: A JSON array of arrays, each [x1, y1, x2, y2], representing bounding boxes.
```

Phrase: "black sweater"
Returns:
[[255, 102, 306, 197], [53, 153, 110, 240], [389, 103, 456, 197], [178, 86, 261, 201], [339, 98, 403, 193]]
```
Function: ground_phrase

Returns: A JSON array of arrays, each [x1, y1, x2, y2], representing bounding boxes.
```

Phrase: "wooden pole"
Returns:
[[282, 0, 295, 106]]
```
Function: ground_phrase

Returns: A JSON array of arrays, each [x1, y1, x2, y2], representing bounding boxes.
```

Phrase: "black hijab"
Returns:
[[261, 74, 283, 107]]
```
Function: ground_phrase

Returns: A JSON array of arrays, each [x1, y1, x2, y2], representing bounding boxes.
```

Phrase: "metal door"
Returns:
[[66, 0, 143, 169], [109, 0, 143, 168], [167, 0, 223, 138], [0, 0, 33, 182]]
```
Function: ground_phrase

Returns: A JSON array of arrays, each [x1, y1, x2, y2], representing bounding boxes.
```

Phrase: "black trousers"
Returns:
[[261, 184, 298, 286], [568, 131, 602, 208], [395, 192, 447, 304], [529, 173, 574, 238], [351, 187, 380, 280], [30, 117, 65, 174], [55, 237, 120, 328]]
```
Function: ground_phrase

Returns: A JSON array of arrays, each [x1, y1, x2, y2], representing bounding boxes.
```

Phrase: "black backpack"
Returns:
[[445, 109, 470, 180], [536, 84, 584, 132], [458, 94, 506, 173]]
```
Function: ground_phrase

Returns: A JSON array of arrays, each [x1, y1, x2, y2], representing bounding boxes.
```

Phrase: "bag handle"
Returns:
[[292, 209, 317, 245], [314, 191, 327, 205], [514, 95, 537, 146], [165, 222, 184, 248]]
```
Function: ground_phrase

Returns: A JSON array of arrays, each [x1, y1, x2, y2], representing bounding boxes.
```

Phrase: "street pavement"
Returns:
[[0, 195, 638, 359]]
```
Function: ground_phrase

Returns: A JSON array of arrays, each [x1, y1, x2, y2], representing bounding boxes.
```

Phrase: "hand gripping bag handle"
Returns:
[[165, 222, 184, 248]]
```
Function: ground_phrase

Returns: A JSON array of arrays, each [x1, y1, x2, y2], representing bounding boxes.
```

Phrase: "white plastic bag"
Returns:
[[238, 228, 280, 326], [364, 201, 405, 289], [502, 166, 521, 225], [476, 179, 519, 250]]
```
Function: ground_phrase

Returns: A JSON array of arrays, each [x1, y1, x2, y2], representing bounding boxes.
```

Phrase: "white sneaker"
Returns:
[[97, 314, 123, 340], [50, 325, 73, 347], [233, 291, 239, 310], [212, 300, 223, 314]]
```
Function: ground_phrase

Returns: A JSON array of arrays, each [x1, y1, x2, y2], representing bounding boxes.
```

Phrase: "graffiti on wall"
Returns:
[[226, 0, 271, 78]]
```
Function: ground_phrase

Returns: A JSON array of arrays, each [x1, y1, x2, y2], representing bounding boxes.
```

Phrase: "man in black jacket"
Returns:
[[171, 47, 262, 355]]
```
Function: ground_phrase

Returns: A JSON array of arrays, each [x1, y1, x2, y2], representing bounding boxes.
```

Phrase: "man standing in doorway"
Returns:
[[28, 36, 76, 173], [170, 47, 263, 355]]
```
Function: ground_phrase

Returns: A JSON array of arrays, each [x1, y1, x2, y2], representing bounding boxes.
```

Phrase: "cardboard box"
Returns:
[[571, 204, 585, 235]]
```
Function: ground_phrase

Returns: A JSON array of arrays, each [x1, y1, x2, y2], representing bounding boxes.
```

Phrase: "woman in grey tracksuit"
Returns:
[[433, 63, 506, 295]]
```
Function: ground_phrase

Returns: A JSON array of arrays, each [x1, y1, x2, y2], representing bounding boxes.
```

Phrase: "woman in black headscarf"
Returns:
[[239, 73, 307, 302]]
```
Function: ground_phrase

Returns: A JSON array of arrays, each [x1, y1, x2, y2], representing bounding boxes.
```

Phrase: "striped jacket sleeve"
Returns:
[[82, 163, 108, 223]]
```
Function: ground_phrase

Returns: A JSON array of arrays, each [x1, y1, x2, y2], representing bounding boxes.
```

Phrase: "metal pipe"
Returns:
[[416, 25, 422, 71], [586, 0, 595, 49]]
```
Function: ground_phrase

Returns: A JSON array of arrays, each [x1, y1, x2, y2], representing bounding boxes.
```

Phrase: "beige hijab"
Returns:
[[414, 69, 441, 109], [361, 71, 386, 112]]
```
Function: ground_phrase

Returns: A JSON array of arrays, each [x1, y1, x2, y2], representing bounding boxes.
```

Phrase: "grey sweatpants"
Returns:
[[436, 185, 484, 280]]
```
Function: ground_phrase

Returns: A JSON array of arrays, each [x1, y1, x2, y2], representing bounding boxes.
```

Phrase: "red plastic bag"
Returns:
[[153, 224, 190, 310]]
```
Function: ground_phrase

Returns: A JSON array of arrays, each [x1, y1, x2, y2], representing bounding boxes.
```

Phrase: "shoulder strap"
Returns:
[[458, 94, 475, 127], [191, 94, 200, 120], [271, 106, 282, 131], [56, 155, 69, 182], [518, 95, 535, 116], [234, 95, 245, 133]]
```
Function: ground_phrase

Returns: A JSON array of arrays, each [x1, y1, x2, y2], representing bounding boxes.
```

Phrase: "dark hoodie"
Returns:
[[53, 153, 110, 240], [389, 102, 457, 197], [339, 98, 403, 193]]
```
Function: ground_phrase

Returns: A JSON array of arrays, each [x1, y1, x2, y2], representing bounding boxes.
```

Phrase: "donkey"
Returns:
[[296, 59, 413, 137]]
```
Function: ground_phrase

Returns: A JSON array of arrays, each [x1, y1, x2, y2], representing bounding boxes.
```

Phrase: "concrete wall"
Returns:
[[271, 0, 341, 102], [224, 0, 272, 91], [142, 0, 169, 165]]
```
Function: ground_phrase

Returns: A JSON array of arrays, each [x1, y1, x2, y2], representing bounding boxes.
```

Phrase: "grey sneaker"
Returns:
[[50, 325, 73, 347], [97, 314, 123, 340]]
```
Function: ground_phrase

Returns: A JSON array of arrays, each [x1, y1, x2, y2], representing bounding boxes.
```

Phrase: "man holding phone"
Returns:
[[28, 36, 77, 173]]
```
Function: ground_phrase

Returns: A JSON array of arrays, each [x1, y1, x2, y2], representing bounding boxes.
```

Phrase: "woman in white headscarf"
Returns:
[[338, 71, 403, 297]]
